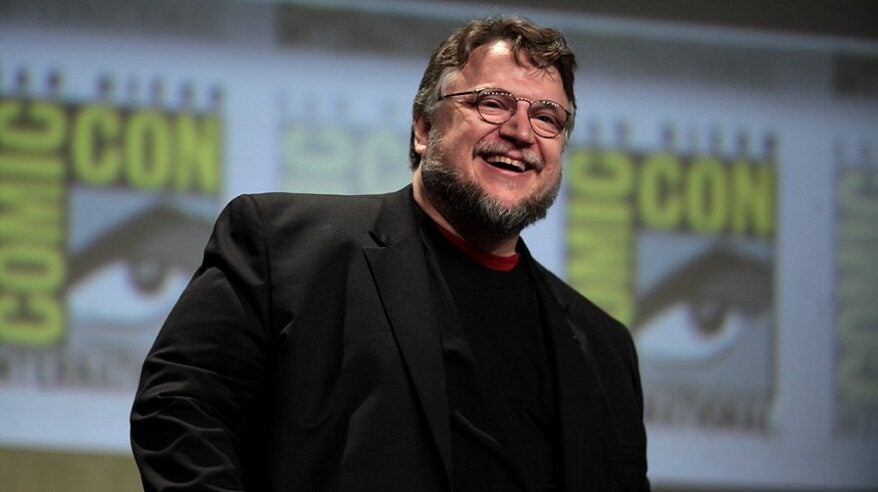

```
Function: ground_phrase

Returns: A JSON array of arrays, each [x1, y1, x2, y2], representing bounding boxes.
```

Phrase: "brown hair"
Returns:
[[409, 16, 577, 169]]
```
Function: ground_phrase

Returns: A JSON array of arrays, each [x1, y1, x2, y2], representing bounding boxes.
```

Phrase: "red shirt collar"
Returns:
[[435, 224, 520, 272]]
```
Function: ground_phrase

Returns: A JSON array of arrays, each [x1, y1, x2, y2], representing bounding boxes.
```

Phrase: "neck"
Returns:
[[412, 171, 519, 257]]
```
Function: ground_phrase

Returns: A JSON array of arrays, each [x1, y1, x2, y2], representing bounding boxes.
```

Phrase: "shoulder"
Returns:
[[229, 191, 386, 220], [531, 260, 630, 338], [221, 188, 406, 235], [210, 187, 415, 267]]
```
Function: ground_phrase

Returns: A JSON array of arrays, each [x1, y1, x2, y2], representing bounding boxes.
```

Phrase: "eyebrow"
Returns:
[[478, 86, 510, 94]]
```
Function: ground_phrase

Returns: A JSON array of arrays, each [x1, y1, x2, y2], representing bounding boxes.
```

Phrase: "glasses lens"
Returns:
[[529, 102, 567, 137], [475, 91, 516, 123]]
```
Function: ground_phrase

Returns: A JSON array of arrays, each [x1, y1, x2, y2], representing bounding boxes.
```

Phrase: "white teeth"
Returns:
[[487, 156, 526, 171]]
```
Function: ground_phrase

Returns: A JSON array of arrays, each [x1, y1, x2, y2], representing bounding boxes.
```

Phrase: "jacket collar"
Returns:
[[363, 185, 454, 488]]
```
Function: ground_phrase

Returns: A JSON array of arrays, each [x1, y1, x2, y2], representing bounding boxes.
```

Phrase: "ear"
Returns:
[[413, 115, 431, 158]]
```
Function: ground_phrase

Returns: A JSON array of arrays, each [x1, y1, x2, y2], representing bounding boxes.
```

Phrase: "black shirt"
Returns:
[[422, 219, 559, 491]]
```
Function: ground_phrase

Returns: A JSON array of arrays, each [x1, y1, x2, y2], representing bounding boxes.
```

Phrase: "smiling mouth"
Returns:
[[485, 155, 528, 173]]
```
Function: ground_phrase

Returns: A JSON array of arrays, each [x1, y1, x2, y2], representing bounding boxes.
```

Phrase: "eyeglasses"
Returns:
[[438, 88, 571, 138]]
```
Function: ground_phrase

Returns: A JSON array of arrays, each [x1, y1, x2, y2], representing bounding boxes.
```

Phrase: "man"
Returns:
[[131, 16, 648, 491]]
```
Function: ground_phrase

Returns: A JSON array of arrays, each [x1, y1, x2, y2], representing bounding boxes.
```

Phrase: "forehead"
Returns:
[[452, 40, 566, 103]]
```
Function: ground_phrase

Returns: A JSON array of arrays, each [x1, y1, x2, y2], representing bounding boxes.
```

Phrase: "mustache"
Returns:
[[473, 140, 544, 171]]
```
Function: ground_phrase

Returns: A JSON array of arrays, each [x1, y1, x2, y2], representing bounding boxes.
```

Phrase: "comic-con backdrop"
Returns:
[[1, 1, 876, 489]]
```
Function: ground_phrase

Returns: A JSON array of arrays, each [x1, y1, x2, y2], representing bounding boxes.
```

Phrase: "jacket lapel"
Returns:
[[362, 187, 453, 487], [530, 261, 607, 489]]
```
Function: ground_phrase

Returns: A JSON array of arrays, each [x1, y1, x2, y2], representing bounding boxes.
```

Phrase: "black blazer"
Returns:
[[131, 186, 648, 491]]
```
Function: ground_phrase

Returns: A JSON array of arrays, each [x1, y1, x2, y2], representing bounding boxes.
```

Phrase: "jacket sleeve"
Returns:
[[130, 194, 274, 491]]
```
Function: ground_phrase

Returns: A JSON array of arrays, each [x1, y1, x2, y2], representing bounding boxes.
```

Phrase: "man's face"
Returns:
[[413, 40, 568, 238]]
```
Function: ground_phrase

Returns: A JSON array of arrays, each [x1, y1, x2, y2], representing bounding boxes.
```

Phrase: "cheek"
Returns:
[[447, 129, 492, 164], [545, 164, 563, 189], [540, 143, 565, 169]]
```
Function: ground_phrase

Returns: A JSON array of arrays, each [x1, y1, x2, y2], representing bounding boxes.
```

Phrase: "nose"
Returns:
[[498, 101, 536, 145]]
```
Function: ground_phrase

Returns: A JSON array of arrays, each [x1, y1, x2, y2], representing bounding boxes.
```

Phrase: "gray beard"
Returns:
[[419, 136, 561, 240]]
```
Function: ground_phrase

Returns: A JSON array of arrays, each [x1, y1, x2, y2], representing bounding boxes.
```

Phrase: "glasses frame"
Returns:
[[438, 87, 571, 138]]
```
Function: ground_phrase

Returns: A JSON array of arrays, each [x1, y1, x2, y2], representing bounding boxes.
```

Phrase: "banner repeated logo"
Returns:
[[834, 137, 878, 438], [279, 92, 411, 195], [567, 120, 777, 431], [0, 67, 224, 390]]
